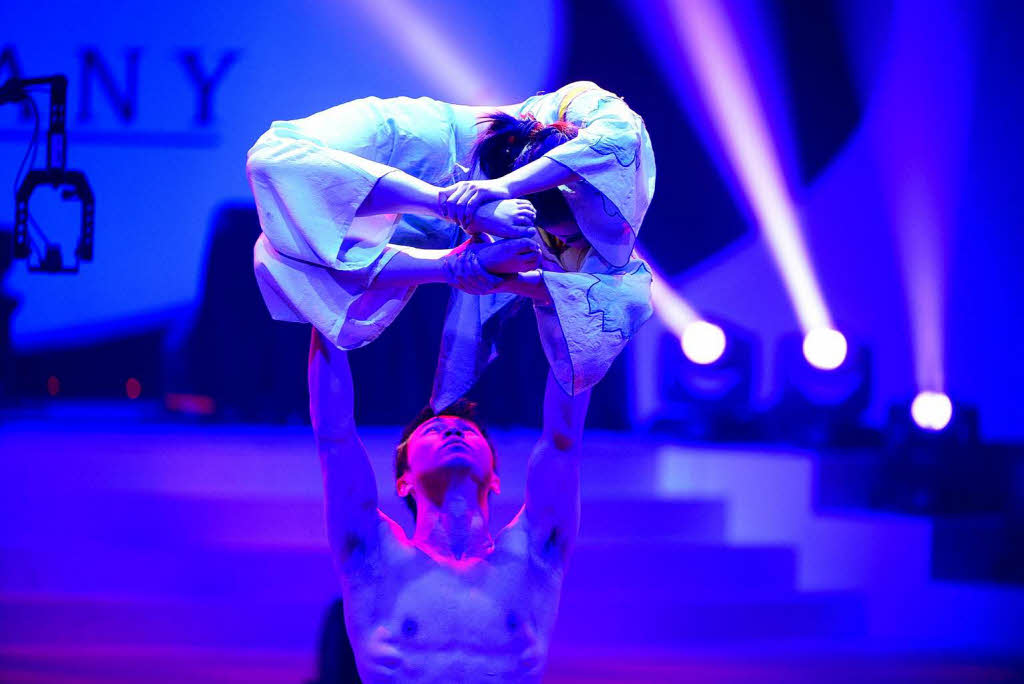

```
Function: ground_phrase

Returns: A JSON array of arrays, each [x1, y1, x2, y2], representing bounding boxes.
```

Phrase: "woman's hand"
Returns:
[[441, 237, 542, 295], [442, 238, 504, 295], [474, 237, 541, 274], [489, 270, 553, 305], [438, 178, 513, 229], [468, 199, 537, 239]]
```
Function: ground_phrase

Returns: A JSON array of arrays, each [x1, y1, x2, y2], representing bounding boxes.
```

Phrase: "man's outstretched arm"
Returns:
[[308, 329, 380, 566], [524, 371, 591, 564]]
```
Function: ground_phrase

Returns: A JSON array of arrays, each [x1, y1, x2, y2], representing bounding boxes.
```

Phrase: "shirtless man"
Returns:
[[309, 330, 589, 682]]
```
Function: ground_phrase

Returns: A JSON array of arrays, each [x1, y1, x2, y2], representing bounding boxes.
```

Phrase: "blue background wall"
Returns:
[[2, 0, 1023, 440]]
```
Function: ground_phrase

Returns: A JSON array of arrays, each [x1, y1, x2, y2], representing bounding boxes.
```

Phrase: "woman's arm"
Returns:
[[438, 159, 582, 227], [372, 238, 545, 295], [355, 169, 444, 218], [370, 244, 453, 288], [491, 270, 552, 305], [357, 169, 538, 239], [504, 157, 582, 197]]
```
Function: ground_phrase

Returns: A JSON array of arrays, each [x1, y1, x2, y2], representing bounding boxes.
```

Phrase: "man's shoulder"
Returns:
[[494, 505, 569, 573], [374, 509, 414, 554], [336, 509, 413, 579], [494, 504, 531, 558]]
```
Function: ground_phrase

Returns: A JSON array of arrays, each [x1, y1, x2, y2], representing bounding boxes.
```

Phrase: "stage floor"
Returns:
[[1, 409, 1021, 682]]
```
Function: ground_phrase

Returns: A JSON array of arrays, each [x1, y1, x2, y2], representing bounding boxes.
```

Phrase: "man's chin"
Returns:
[[429, 453, 486, 478], [439, 453, 476, 470]]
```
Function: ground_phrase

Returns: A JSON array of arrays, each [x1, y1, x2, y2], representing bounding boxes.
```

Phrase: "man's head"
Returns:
[[394, 399, 499, 520]]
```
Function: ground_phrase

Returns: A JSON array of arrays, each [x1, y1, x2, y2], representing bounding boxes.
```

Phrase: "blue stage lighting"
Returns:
[[769, 331, 872, 446], [652, 319, 756, 441]]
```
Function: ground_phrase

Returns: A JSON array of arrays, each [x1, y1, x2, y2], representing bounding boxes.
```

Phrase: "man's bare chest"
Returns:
[[391, 559, 533, 644], [344, 547, 563, 681]]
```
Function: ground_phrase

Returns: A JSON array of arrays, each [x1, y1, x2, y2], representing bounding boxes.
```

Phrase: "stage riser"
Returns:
[[0, 494, 729, 549], [0, 544, 797, 602]]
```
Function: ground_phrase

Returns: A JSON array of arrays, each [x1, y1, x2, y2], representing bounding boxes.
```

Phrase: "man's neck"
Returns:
[[412, 470, 493, 561]]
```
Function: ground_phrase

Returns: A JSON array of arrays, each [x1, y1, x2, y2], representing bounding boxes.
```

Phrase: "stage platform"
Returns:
[[1, 408, 1021, 682]]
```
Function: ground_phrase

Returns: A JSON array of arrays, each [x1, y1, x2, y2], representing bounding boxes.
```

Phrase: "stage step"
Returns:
[[553, 590, 868, 647], [0, 645, 314, 684], [3, 643, 1017, 684], [0, 594, 325, 652], [0, 424, 676, 499], [0, 589, 865, 652], [4, 419, 1021, 674], [0, 492, 728, 549], [0, 541, 796, 601]]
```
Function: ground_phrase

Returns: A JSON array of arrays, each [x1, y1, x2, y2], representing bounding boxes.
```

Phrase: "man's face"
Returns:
[[402, 415, 497, 486]]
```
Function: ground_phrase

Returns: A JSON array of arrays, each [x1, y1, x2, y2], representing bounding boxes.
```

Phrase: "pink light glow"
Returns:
[[868, 0, 972, 400], [897, 177, 946, 392], [637, 247, 700, 337], [350, 0, 501, 104], [667, 0, 832, 333]]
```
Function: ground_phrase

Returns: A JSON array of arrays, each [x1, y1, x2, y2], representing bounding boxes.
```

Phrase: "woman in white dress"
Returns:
[[246, 81, 656, 407]]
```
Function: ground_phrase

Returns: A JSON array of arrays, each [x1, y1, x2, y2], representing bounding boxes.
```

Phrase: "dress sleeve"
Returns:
[[253, 232, 414, 350], [533, 252, 654, 396], [246, 96, 463, 351], [245, 116, 399, 272], [542, 84, 657, 268]]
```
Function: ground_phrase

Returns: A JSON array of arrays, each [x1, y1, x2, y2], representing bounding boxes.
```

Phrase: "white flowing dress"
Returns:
[[246, 81, 656, 407]]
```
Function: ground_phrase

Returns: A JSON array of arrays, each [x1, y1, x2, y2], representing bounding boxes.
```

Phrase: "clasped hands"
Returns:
[[437, 178, 529, 236], [441, 236, 545, 295], [437, 178, 549, 296]]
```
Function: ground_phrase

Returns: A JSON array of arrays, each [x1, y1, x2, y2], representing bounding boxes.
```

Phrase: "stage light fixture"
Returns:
[[771, 331, 872, 446], [911, 390, 953, 431], [878, 399, 998, 515], [652, 319, 757, 441], [682, 320, 726, 365], [803, 327, 848, 370]]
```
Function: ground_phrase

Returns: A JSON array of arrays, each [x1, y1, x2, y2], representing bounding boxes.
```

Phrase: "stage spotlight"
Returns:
[[770, 332, 872, 446], [652, 319, 756, 441], [803, 327, 847, 371], [878, 399, 998, 515], [911, 390, 952, 431], [682, 320, 726, 365]]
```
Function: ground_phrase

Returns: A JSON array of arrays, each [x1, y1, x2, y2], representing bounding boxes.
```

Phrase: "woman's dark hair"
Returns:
[[394, 398, 497, 520], [471, 112, 543, 180], [471, 112, 580, 229]]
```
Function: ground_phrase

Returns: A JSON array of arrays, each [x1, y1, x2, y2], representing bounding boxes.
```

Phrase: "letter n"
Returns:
[[78, 47, 141, 123]]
